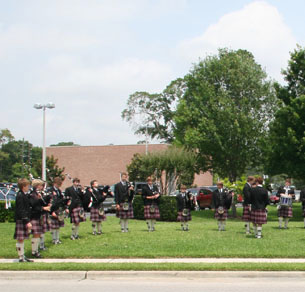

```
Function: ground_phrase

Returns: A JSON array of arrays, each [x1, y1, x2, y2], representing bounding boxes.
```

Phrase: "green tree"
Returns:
[[122, 78, 185, 142], [127, 146, 199, 194], [265, 45, 305, 179], [174, 48, 276, 182]]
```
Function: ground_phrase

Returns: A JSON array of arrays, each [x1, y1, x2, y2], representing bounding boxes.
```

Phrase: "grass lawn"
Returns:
[[1, 204, 305, 259]]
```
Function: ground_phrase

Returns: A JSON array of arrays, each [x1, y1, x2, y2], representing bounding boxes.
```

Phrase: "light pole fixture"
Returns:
[[34, 102, 55, 181]]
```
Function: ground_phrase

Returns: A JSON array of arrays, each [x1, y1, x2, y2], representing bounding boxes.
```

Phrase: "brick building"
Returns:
[[46, 144, 213, 189]]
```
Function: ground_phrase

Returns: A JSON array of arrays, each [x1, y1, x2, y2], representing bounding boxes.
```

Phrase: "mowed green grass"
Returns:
[[1, 204, 305, 259]]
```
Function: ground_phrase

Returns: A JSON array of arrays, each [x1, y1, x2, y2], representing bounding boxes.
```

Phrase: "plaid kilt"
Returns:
[[116, 203, 134, 219], [242, 205, 251, 222], [144, 205, 160, 219], [42, 213, 50, 233], [14, 220, 29, 240], [278, 206, 293, 218], [90, 207, 106, 222], [177, 210, 192, 222], [214, 207, 228, 220], [30, 218, 43, 236], [50, 217, 65, 230], [71, 207, 86, 224], [251, 209, 267, 225]]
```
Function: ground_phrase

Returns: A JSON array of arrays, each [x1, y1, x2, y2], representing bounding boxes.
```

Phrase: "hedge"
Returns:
[[0, 201, 15, 222], [133, 195, 177, 222]]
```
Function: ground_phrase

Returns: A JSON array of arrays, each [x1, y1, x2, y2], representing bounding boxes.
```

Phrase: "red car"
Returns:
[[188, 186, 217, 210]]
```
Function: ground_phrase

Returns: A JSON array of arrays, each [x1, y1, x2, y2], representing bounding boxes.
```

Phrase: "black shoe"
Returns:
[[74, 235, 79, 240], [70, 235, 75, 240], [97, 231, 102, 235], [18, 258, 25, 262], [32, 252, 42, 258], [24, 256, 34, 262]]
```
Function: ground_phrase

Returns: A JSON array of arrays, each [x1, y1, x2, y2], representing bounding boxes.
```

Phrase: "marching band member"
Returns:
[[87, 180, 107, 235], [176, 185, 193, 231], [114, 172, 134, 233], [49, 177, 68, 244], [212, 182, 232, 231], [300, 187, 305, 228], [14, 178, 33, 262], [142, 176, 161, 232], [65, 178, 86, 240], [242, 176, 255, 234], [276, 178, 294, 229], [250, 177, 269, 239], [29, 179, 50, 258]]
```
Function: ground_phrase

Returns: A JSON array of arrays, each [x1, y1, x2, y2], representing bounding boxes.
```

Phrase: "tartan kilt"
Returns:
[[144, 205, 160, 219], [278, 206, 293, 218], [50, 217, 65, 229], [42, 213, 50, 233], [30, 218, 43, 236], [214, 207, 228, 220], [116, 203, 134, 219], [90, 207, 106, 222], [177, 210, 192, 222], [251, 209, 267, 225], [242, 205, 251, 222], [71, 207, 86, 224], [14, 220, 29, 240]]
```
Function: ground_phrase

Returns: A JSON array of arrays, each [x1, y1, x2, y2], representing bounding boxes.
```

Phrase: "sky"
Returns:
[[0, 0, 304, 147]]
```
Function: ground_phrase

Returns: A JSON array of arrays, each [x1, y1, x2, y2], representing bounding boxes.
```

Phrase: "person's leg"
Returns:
[[97, 222, 102, 234], [16, 240, 24, 261], [279, 216, 283, 229], [284, 217, 289, 229], [257, 224, 262, 238]]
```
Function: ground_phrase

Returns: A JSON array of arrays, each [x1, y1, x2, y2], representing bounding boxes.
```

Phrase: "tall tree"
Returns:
[[122, 78, 185, 142], [265, 45, 305, 179], [174, 48, 276, 182]]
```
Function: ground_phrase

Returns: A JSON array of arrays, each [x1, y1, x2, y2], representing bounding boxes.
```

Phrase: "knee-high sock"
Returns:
[[51, 229, 56, 241], [284, 218, 289, 228], [253, 225, 257, 236], [146, 220, 151, 230], [222, 220, 226, 230], [120, 220, 125, 231], [279, 217, 283, 227], [72, 224, 76, 237], [92, 223, 97, 233], [40, 234, 45, 248], [257, 226, 262, 238], [217, 220, 221, 230], [75, 225, 79, 236], [151, 219, 156, 230], [97, 222, 102, 233], [31, 237, 40, 254], [124, 219, 128, 231], [16, 242, 24, 259], [245, 222, 250, 233], [56, 229, 60, 241]]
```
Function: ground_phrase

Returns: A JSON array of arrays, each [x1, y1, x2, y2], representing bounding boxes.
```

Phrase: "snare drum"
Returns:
[[280, 194, 292, 207]]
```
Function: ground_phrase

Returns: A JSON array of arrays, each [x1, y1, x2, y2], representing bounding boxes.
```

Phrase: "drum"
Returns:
[[280, 194, 292, 207], [182, 208, 190, 217], [122, 202, 129, 211]]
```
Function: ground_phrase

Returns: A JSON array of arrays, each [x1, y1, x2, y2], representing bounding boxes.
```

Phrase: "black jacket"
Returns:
[[212, 189, 232, 209], [243, 183, 252, 206], [276, 186, 295, 197], [142, 184, 160, 206], [15, 190, 31, 224], [176, 192, 193, 211], [89, 188, 106, 208], [29, 190, 43, 220], [49, 186, 67, 214], [65, 186, 84, 210], [250, 185, 269, 210], [114, 181, 134, 204]]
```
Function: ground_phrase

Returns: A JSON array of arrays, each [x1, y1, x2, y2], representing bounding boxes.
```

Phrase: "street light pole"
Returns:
[[34, 102, 55, 182]]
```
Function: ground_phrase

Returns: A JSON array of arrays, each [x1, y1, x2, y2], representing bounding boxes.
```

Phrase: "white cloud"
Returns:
[[177, 1, 297, 81]]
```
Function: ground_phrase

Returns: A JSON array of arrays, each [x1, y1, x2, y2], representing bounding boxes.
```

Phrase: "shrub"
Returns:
[[0, 201, 15, 222], [133, 195, 177, 222]]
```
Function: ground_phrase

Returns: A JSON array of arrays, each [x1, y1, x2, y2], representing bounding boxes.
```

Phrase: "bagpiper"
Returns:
[[176, 185, 194, 231]]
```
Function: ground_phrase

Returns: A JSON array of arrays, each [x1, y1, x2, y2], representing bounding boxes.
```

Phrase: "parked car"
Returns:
[[100, 185, 116, 213], [133, 182, 148, 195], [188, 186, 217, 210], [269, 191, 280, 205]]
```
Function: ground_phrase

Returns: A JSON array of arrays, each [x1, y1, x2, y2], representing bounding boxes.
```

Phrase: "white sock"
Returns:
[[253, 225, 257, 236], [284, 218, 289, 228], [75, 225, 79, 237], [218, 220, 221, 230], [92, 223, 96, 233], [40, 234, 45, 248], [16, 242, 24, 259], [246, 222, 250, 233], [51, 229, 56, 241], [31, 238, 40, 254], [56, 229, 60, 241], [279, 217, 283, 228], [120, 220, 125, 231], [72, 224, 76, 237], [257, 226, 262, 238], [152, 220, 156, 230], [97, 222, 102, 233], [185, 222, 189, 230], [222, 221, 226, 231], [146, 220, 151, 230]]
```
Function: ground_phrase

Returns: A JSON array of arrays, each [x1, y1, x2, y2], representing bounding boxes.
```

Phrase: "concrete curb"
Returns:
[[1, 271, 305, 280], [1, 258, 305, 264]]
